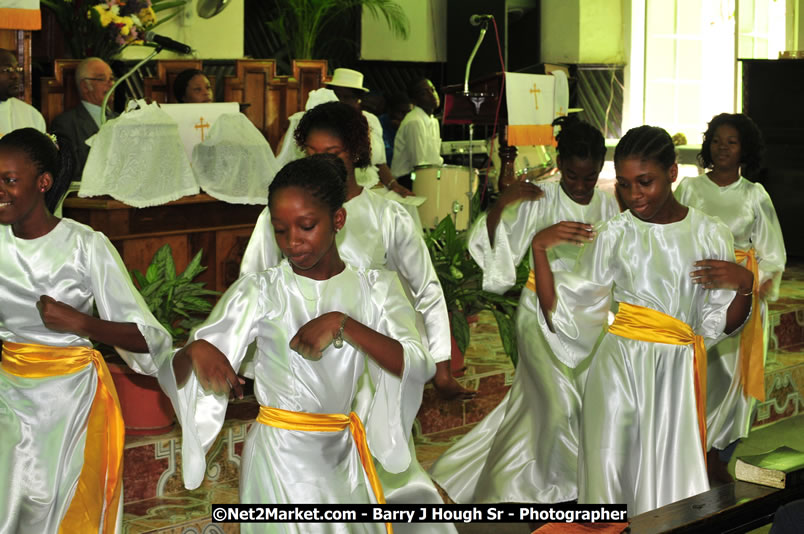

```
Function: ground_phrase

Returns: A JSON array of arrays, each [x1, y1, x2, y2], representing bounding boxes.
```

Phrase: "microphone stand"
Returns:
[[101, 46, 164, 125], [463, 19, 491, 224]]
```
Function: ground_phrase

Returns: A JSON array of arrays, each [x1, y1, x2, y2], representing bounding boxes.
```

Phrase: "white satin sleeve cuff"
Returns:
[[158, 274, 264, 489], [364, 270, 434, 474]]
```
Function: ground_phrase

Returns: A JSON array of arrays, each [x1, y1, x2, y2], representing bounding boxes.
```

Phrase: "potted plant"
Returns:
[[106, 244, 219, 435], [264, 0, 409, 61], [424, 215, 527, 369]]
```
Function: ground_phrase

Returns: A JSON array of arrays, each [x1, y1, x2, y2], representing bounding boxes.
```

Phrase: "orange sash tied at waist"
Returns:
[[607, 302, 708, 461], [257, 406, 393, 534], [525, 270, 537, 292], [734, 248, 765, 401], [1, 341, 124, 534]]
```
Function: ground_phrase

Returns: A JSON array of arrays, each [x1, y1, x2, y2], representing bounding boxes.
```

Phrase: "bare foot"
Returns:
[[432, 373, 476, 400]]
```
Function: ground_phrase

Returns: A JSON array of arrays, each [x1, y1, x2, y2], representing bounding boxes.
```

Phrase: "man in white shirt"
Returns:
[[0, 48, 46, 136], [326, 68, 413, 197], [391, 78, 443, 189], [51, 57, 117, 179]]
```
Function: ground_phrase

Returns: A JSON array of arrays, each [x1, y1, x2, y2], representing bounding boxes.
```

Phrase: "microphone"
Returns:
[[144, 31, 192, 54], [469, 14, 493, 26]]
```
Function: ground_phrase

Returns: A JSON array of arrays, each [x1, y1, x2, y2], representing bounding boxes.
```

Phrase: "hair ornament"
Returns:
[[46, 133, 59, 149]]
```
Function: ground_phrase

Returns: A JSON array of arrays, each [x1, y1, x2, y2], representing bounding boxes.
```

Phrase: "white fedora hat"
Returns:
[[326, 68, 369, 92]]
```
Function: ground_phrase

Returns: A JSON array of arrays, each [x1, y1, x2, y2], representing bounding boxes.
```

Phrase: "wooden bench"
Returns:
[[629, 477, 804, 533]]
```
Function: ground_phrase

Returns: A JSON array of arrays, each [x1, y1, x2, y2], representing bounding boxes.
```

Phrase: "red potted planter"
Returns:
[[107, 359, 175, 436]]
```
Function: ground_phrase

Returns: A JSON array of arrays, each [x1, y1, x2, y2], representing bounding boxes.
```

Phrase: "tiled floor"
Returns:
[[120, 262, 804, 533]]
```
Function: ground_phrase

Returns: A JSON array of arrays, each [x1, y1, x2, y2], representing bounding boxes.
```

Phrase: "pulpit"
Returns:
[[63, 194, 264, 294], [443, 69, 564, 191]]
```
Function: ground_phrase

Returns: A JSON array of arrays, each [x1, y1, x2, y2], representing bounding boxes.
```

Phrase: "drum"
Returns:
[[411, 165, 478, 230]]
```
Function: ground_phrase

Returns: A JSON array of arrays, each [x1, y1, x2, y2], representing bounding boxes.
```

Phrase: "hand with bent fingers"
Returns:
[[37, 295, 87, 334], [390, 181, 413, 197], [690, 259, 754, 294], [496, 180, 544, 210], [290, 312, 344, 361], [181, 339, 244, 398], [531, 221, 596, 251]]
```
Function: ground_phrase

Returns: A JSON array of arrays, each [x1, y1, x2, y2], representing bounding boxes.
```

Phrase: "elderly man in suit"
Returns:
[[51, 57, 117, 179]]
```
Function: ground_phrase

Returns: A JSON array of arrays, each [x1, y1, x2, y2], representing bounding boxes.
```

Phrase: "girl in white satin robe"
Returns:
[[675, 113, 786, 457], [163, 155, 434, 534], [240, 102, 461, 534], [0, 128, 172, 533], [530, 126, 754, 515], [428, 116, 619, 504]]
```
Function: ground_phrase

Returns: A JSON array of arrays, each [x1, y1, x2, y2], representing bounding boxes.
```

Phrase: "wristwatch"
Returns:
[[333, 314, 348, 348]]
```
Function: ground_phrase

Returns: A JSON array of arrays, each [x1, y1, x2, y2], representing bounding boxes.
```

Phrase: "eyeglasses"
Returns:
[[82, 76, 116, 84], [0, 66, 23, 75]]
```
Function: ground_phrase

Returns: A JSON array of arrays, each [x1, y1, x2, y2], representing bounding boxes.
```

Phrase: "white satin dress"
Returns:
[[675, 174, 786, 449], [428, 181, 618, 504], [542, 208, 739, 515], [240, 188, 454, 534], [0, 219, 172, 534], [159, 262, 434, 534]]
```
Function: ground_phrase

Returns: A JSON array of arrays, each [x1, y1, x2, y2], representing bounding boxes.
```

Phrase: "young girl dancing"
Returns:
[[428, 115, 619, 504], [164, 155, 433, 534], [240, 102, 461, 534], [531, 125, 753, 514], [675, 113, 786, 479], [0, 128, 172, 533]]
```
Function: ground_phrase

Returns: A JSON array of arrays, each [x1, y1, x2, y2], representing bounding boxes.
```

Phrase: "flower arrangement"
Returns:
[[42, 0, 188, 61]]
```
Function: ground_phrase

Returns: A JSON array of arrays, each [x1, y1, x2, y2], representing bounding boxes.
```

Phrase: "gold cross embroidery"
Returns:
[[529, 84, 541, 110], [194, 117, 210, 142]]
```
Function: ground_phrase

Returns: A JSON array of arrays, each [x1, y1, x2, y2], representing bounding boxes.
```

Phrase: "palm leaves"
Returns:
[[130, 244, 219, 340], [425, 215, 526, 367], [266, 0, 409, 60]]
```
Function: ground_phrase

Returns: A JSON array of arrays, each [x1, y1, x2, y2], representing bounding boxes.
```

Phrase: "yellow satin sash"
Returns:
[[1, 341, 124, 534], [257, 406, 392, 534], [735, 248, 765, 402], [525, 270, 537, 292], [607, 302, 708, 461]]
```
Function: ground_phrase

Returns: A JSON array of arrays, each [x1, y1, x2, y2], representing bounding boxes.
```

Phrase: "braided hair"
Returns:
[[269, 154, 347, 214], [552, 115, 606, 164], [0, 128, 75, 214], [614, 125, 676, 170]]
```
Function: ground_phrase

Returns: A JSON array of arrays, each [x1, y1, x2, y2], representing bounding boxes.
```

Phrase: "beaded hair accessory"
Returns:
[[46, 132, 59, 149]]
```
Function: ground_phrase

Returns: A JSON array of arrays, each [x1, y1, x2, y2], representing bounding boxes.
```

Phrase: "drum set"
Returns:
[[411, 143, 556, 231]]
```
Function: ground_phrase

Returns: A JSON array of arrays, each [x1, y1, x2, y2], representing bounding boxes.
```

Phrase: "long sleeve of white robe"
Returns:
[[537, 208, 738, 514], [159, 262, 433, 492], [0, 219, 172, 534], [675, 174, 786, 448], [240, 189, 449, 364], [429, 183, 618, 505]]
